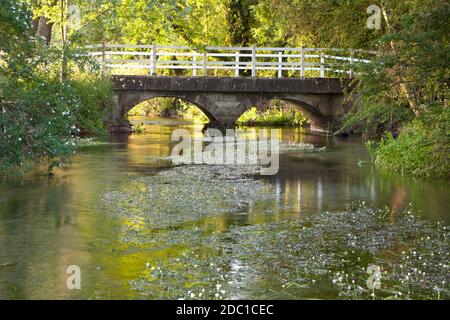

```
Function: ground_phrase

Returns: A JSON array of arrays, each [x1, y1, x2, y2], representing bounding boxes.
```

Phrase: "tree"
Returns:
[[31, 0, 57, 44], [252, 0, 382, 48], [347, 0, 450, 126], [376, 0, 450, 115], [0, 0, 111, 173], [226, 0, 256, 46]]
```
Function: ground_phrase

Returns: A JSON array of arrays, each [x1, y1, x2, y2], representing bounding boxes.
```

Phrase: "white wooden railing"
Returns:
[[85, 44, 376, 78]]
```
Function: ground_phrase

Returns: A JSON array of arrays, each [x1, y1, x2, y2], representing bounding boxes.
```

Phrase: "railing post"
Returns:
[[251, 46, 256, 77], [202, 52, 207, 76], [320, 51, 325, 78], [193, 53, 197, 77], [300, 47, 305, 78], [101, 42, 106, 77], [150, 43, 157, 76], [349, 49, 354, 78], [235, 51, 240, 77], [278, 51, 283, 78]]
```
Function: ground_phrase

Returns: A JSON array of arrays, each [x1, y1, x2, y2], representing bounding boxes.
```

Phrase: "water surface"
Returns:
[[0, 118, 448, 299]]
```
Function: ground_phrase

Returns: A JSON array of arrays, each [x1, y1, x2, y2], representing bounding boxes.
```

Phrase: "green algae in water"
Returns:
[[100, 164, 277, 230], [217, 206, 449, 300], [98, 163, 448, 300], [145, 141, 326, 167], [123, 206, 448, 300], [280, 143, 326, 153], [75, 137, 111, 148]]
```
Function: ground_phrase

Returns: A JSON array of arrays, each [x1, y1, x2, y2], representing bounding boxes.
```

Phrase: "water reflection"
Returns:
[[0, 117, 448, 299]]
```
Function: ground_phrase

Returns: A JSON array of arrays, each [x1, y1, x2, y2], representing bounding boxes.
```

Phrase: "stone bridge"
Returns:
[[110, 76, 351, 132]]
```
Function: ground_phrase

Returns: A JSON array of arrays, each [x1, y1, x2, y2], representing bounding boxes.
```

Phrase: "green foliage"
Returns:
[[342, 0, 450, 177], [178, 103, 208, 123], [129, 98, 177, 117], [131, 122, 147, 134], [128, 98, 208, 123], [237, 104, 307, 127], [252, 0, 381, 48], [0, 77, 75, 171], [0, 0, 112, 174], [69, 73, 113, 136], [85, 0, 229, 47], [341, 97, 413, 138], [226, 0, 256, 46], [0, 0, 31, 38], [374, 106, 450, 178], [349, 0, 450, 114], [0, 70, 112, 173]]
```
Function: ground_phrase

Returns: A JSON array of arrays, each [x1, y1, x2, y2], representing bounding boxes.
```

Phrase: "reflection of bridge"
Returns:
[[85, 45, 375, 131]]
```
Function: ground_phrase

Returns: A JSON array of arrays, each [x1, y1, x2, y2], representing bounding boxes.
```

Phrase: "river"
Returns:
[[0, 117, 448, 299]]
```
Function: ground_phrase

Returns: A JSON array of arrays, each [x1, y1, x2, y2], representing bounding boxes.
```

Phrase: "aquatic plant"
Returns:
[[125, 205, 449, 300], [99, 161, 448, 300]]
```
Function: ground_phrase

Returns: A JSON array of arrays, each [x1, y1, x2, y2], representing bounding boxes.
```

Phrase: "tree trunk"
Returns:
[[381, 4, 420, 116], [36, 17, 54, 45], [32, 17, 40, 33], [61, 0, 69, 83], [30, 0, 55, 45]]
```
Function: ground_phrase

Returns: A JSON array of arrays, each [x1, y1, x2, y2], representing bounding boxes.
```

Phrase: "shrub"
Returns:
[[1, 76, 78, 171], [374, 106, 449, 178], [341, 96, 413, 139], [0, 73, 113, 174], [69, 74, 113, 136], [0, 0, 113, 174]]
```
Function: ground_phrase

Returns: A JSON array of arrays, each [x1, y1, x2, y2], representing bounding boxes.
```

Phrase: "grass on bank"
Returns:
[[371, 107, 450, 178]]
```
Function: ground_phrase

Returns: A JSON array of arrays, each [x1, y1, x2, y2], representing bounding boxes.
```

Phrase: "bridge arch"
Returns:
[[234, 94, 331, 129], [272, 96, 330, 127], [116, 92, 219, 124], [111, 76, 348, 133]]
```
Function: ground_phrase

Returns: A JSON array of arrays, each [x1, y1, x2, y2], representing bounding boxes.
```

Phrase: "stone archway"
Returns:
[[112, 91, 268, 133], [123, 94, 214, 123], [111, 92, 219, 132], [110, 76, 349, 133], [272, 96, 331, 131]]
